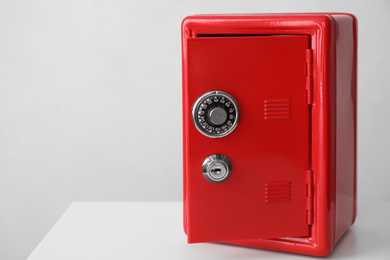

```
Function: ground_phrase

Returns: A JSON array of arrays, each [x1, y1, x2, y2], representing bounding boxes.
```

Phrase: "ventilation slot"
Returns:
[[265, 181, 292, 203], [264, 99, 291, 120]]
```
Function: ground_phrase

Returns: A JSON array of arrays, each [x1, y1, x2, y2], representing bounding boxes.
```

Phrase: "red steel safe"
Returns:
[[181, 13, 357, 256]]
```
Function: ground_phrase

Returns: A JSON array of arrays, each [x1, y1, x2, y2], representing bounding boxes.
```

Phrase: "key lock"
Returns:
[[192, 91, 239, 183]]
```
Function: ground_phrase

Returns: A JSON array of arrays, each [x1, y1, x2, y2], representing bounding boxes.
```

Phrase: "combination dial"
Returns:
[[192, 91, 239, 138]]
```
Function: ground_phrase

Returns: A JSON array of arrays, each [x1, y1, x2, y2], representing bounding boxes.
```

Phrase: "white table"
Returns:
[[27, 201, 390, 260]]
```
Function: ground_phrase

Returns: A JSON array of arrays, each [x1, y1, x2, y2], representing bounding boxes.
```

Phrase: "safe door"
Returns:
[[183, 35, 311, 243]]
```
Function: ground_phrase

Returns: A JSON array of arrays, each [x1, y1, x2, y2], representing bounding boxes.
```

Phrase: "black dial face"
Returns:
[[192, 91, 239, 137]]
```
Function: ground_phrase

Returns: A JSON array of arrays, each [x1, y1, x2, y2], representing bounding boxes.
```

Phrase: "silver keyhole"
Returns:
[[202, 154, 232, 183]]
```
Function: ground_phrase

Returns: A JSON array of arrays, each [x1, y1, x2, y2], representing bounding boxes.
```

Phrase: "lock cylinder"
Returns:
[[192, 91, 239, 138], [202, 154, 232, 183]]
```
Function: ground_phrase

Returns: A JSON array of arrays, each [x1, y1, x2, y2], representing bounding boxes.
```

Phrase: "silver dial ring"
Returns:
[[192, 91, 239, 138]]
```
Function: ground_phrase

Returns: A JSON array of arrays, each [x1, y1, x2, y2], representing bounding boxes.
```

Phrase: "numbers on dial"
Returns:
[[195, 93, 238, 137]]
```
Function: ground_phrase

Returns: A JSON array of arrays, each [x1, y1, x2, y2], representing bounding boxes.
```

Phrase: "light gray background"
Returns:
[[0, 0, 388, 259]]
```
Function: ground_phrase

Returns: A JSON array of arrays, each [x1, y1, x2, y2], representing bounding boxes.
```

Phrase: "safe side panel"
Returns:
[[184, 36, 310, 242], [333, 14, 357, 242]]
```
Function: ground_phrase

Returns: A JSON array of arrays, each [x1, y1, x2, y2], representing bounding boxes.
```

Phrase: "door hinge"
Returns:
[[306, 169, 314, 225], [306, 49, 313, 105]]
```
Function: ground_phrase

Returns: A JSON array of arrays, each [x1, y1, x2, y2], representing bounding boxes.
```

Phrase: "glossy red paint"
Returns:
[[182, 13, 357, 256]]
